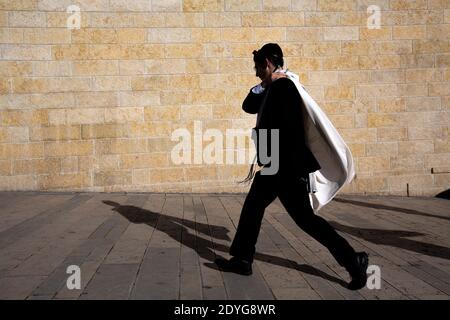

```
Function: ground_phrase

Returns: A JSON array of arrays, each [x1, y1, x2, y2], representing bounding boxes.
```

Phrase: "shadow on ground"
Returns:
[[333, 197, 450, 222], [103, 200, 348, 288], [330, 221, 450, 260], [103, 197, 450, 291]]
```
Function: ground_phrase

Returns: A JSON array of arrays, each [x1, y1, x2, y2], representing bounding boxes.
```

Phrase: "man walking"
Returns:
[[215, 43, 369, 290]]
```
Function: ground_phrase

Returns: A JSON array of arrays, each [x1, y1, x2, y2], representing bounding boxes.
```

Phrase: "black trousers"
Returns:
[[229, 170, 356, 270]]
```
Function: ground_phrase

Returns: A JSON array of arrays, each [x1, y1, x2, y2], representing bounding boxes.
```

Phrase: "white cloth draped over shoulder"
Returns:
[[252, 69, 356, 213]]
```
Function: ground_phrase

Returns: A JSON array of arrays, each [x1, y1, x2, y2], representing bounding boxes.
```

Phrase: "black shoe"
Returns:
[[347, 252, 369, 290], [214, 257, 253, 276]]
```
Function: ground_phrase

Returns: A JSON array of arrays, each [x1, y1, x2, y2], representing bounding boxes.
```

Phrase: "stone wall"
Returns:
[[0, 0, 449, 195]]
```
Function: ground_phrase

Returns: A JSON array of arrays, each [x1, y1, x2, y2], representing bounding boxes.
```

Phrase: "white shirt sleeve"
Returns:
[[251, 83, 265, 94]]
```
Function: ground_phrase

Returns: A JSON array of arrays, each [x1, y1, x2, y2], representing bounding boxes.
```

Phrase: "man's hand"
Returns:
[[271, 71, 287, 82], [261, 71, 287, 88]]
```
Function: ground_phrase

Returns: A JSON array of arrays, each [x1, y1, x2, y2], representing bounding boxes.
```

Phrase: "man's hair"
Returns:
[[252, 43, 284, 69]]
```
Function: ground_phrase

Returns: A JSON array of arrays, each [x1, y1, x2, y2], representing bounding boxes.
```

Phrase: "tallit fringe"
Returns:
[[237, 155, 258, 186]]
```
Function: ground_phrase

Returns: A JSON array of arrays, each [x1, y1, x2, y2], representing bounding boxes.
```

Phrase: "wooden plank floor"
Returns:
[[0, 191, 448, 300]]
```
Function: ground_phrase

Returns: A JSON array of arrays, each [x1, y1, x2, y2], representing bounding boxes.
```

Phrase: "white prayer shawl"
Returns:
[[261, 70, 356, 213]]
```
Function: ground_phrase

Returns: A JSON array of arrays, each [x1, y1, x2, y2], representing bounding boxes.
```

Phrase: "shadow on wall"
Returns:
[[435, 189, 450, 200]]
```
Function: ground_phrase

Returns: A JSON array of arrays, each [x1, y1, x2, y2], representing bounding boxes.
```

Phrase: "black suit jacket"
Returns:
[[242, 77, 321, 178]]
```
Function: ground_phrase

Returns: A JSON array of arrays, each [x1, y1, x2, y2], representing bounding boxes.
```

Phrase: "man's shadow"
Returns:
[[330, 221, 450, 260], [103, 200, 348, 288]]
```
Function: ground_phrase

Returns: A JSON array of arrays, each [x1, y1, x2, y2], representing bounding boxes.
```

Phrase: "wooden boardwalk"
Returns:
[[0, 191, 449, 300]]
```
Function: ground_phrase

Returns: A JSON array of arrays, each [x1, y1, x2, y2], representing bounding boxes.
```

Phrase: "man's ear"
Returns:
[[265, 58, 274, 71]]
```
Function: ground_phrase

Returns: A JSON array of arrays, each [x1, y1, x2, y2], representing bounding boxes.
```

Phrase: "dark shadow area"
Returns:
[[435, 189, 450, 200], [330, 221, 450, 260], [103, 200, 230, 241], [103, 200, 348, 288], [203, 255, 348, 288], [333, 197, 450, 222]]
